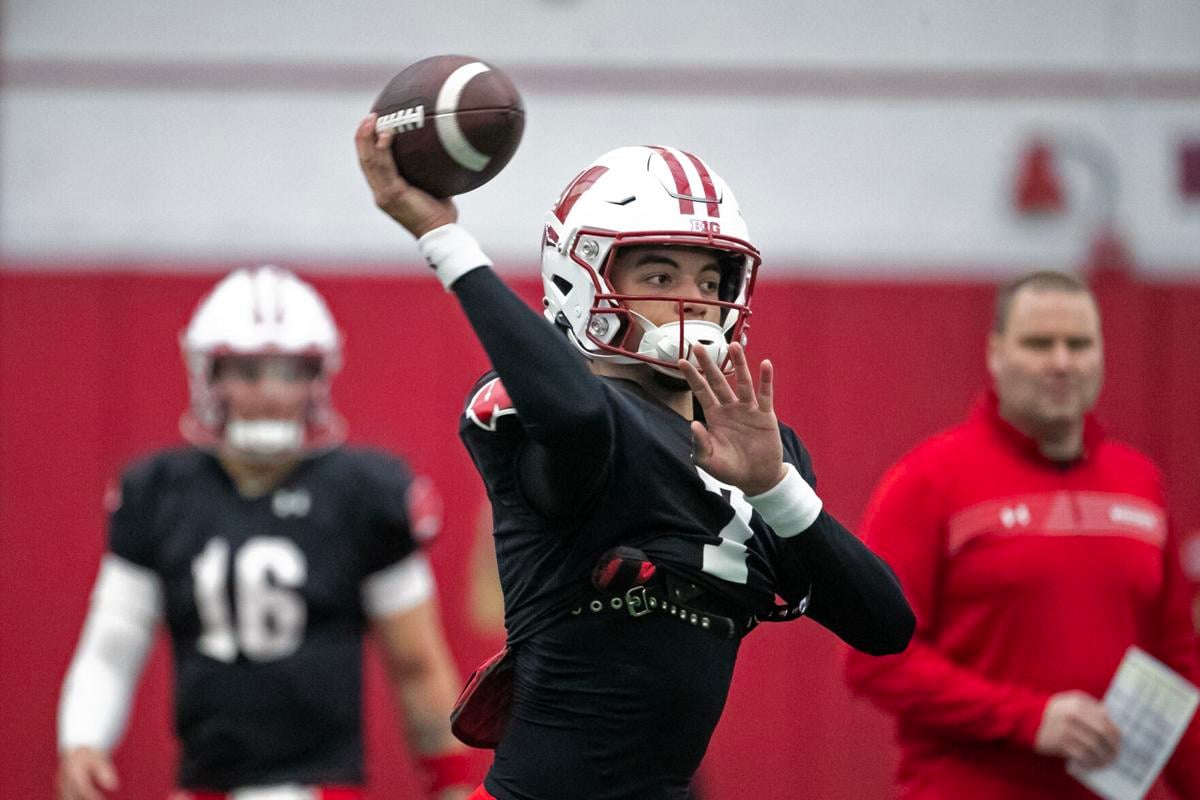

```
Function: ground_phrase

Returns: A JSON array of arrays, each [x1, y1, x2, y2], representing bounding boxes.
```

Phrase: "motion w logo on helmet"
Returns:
[[553, 165, 610, 223]]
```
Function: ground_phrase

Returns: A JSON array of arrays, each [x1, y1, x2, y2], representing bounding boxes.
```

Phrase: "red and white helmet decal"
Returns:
[[553, 165, 610, 223]]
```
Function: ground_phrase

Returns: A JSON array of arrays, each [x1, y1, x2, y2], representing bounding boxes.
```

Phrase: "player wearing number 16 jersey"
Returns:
[[56, 267, 473, 800], [358, 127, 916, 800]]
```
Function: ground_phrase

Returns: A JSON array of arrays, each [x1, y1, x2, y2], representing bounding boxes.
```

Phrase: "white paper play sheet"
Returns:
[[1068, 646, 1199, 800]]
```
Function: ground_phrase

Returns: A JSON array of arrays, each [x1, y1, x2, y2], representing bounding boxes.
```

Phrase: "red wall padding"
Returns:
[[2, 268, 1197, 799]]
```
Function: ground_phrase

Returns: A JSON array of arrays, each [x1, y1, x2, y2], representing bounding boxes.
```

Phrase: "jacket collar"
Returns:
[[971, 389, 1104, 467]]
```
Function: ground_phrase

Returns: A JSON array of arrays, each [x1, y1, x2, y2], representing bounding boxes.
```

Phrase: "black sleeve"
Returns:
[[452, 268, 612, 517], [776, 426, 914, 655], [781, 510, 915, 656], [355, 451, 425, 575], [107, 458, 162, 569]]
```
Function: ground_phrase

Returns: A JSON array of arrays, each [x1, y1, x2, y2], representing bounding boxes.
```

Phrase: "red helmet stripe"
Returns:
[[648, 146, 695, 215], [553, 165, 609, 223], [682, 150, 720, 218]]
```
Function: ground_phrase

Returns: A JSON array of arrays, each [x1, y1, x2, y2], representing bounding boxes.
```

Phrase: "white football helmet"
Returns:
[[541, 145, 761, 375], [180, 265, 345, 458]]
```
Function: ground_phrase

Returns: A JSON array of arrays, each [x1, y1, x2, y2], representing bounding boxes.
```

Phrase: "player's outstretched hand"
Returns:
[[57, 747, 118, 800], [679, 342, 788, 497], [1034, 690, 1121, 769], [355, 114, 458, 239]]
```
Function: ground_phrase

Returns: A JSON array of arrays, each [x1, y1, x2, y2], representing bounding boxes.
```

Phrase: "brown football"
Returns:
[[371, 55, 525, 197]]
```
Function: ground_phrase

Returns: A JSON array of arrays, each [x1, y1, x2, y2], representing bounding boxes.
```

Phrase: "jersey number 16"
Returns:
[[192, 537, 307, 663]]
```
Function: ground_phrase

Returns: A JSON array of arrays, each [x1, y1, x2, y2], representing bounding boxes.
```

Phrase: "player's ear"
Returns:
[[986, 333, 1003, 380]]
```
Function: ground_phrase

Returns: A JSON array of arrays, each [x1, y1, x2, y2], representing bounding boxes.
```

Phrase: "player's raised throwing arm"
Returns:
[[356, 116, 611, 510]]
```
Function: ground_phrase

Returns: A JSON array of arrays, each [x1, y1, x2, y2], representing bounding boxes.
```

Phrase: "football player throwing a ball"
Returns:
[[357, 115, 915, 800]]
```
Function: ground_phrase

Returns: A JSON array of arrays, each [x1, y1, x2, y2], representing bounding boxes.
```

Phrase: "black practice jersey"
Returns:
[[107, 446, 429, 790], [448, 267, 912, 800], [461, 375, 814, 800], [462, 373, 815, 644]]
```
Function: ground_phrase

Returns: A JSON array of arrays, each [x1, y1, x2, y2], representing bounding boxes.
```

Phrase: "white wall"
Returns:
[[3, 0, 1199, 275]]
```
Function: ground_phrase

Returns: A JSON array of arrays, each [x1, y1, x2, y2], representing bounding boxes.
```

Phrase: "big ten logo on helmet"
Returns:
[[377, 105, 425, 134], [691, 219, 721, 234]]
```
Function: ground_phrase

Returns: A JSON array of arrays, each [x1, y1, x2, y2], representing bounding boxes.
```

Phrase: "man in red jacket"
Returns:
[[845, 270, 1200, 799]]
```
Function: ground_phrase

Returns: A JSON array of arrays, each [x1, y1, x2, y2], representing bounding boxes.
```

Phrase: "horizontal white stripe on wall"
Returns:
[[3, 0, 1198, 274]]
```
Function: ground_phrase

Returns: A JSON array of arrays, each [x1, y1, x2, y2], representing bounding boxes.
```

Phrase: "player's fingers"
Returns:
[[355, 118, 388, 177], [94, 760, 118, 791], [678, 359, 719, 411], [694, 345, 737, 404], [354, 115, 379, 158], [729, 343, 756, 404], [690, 420, 714, 465], [355, 111, 394, 153], [355, 116, 404, 188], [373, 121, 394, 152], [62, 767, 102, 800], [756, 359, 775, 415]]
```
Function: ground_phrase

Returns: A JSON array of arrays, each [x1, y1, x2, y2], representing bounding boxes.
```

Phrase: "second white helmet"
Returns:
[[179, 265, 345, 458]]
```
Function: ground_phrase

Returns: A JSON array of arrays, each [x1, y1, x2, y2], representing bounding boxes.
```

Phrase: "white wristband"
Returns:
[[417, 223, 492, 290], [745, 463, 823, 538]]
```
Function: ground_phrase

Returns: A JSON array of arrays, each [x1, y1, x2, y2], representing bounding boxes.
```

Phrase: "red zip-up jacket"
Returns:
[[845, 393, 1200, 799]]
